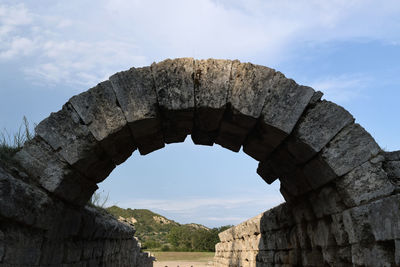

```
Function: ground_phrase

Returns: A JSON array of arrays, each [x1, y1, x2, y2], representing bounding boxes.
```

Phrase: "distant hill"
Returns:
[[106, 206, 231, 252]]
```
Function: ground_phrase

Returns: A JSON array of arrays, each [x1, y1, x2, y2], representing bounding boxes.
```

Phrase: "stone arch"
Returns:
[[1, 58, 399, 266]]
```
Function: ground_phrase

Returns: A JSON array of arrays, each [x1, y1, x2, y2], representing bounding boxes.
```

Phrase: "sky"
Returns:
[[0, 0, 399, 227]]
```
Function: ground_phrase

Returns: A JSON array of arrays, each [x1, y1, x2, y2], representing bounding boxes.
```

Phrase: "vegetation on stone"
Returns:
[[0, 117, 34, 163]]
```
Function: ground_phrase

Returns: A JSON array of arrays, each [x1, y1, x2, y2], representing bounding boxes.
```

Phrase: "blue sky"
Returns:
[[1, 0, 399, 227]]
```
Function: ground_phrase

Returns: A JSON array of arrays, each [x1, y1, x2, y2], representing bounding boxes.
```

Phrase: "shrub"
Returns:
[[161, 245, 170, 251]]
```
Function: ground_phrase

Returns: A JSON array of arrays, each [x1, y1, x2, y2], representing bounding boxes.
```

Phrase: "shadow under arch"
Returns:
[[0, 58, 398, 266]]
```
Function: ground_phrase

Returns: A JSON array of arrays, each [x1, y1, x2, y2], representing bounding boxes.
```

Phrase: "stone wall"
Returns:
[[214, 151, 400, 267], [0, 163, 153, 266]]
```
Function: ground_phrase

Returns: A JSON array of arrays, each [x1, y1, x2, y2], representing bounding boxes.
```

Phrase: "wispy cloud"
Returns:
[[1, 1, 400, 88], [309, 74, 370, 103], [117, 195, 283, 212], [113, 194, 284, 227]]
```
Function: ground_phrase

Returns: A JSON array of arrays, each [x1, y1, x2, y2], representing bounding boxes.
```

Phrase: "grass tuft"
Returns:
[[0, 116, 35, 162]]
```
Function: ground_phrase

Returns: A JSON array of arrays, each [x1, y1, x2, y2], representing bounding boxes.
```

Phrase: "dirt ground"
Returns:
[[153, 260, 213, 267], [151, 252, 214, 267]]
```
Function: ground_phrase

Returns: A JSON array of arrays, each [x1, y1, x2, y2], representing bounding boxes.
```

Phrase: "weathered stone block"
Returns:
[[40, 241, 64, 265], [260, 204, 294, 232], [244, 72, 314, 160], [110, 66, 165, 155], [152, 58, 195, 143], [304, 123, 381, 189], [35, 104, 115, 182], [335, 161, 395, 207], [290, 198, 316, 224], [351, 243, 395, 267], [0, 230, 4, 262], [367, 195, 400, 241], [286, 100, 354, 164], [64, 240, 83, 263], [307, 219, 336, 248], [256, 160, 278, 184], [69, 80, 136, 164], [383, 160, 400, 187], [342, 205, 375, 244], [14, 138, 98, 205], [384, 150, 400, 161], [330, 214, 349, 246], [191, 59, 232, 145], [217, 62, 275, 152], [2, 225, 42, 265], [308, 185, 346, 218], [301, 249, 324, 267], [0, 166, 71, 233]]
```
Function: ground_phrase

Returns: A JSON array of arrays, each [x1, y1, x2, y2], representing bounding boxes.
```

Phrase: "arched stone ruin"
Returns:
[[0, 58, 399, 266]]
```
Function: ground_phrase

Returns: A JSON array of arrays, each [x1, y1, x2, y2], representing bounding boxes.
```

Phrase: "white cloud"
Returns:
[[113, 194, 284, 226], [309, 74, 369, 103], [1, 1, 400, 87], [118, 195, 283, 211]]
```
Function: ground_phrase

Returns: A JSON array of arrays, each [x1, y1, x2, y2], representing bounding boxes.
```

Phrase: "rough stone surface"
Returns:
[[14, 137, 97, 205], [151, 58, 195, 143], [69, 80, 136, 164], [0, 167, 154, 266], [216, 62, 275, 152], [286, 100, 354, 163], [192, 59, 232, 145], [304, 123, 381, 189], [335, 161, 395, 207], [243, 73, 314, 161], [110, 66, 165, 155], [35, 104, 115, 182]]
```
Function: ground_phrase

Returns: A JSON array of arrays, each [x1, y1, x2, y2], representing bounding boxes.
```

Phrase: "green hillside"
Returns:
[[106, 206, 231, 252]]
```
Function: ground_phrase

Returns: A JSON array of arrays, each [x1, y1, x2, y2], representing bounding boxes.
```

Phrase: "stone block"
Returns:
[[2, 225, 42, 265], [279, 169, 313, 197], [351, 243, 395, 267], [384, 150, 400, 161], [330, 214, 349, 246], [35, 104, 115, 182], [335, 161, 395, 207], [342, 205, 375, 244], [151, 58, 195, 143], [286, 100, 353, 164], [383, 160, 400, 187], [256, 160, 278, 184], [304, 123, 381, 189], [367, 195, 400, 241], [342, 195, 400, 244], [110, 66, 165, 154], [307, 219, 336, 248], [0, 165, 73, 231], [192, 59, 232, 145], [243, 72, 314, 160], [217, 62, 275, 152], [40, 241, 64, 265], [308, 185, 346, 218], [14, 138, 98, 205], [290, 198, 316, 224], [0, 230, 4, 262], [69, 80, 136, 164], [301, 249, 324, 267], [260, 204, 294, 232], [64, 241, 83, 263]]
